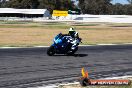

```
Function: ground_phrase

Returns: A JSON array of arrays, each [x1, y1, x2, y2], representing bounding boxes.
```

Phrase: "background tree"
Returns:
[[5, 0, 22, 8], [125, 4, 132, 14], [5, 0, 75, 13], [127, 0, 132, 4], [38, 0, 55, 11], [0, 1, 1, 7], [79, 0, 112, 14], [21, 0, 39, 9], [0, 0, 8, 7], [1, 0, 132, 15], [38, 0, 75, 12], [112, 3, 126, 15]]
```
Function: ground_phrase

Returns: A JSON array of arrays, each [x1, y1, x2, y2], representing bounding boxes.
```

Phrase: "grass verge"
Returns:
[[0, 21, 132, 47]]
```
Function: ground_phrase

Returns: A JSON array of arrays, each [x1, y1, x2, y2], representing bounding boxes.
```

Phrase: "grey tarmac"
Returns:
[[0, 45, 132, 88]]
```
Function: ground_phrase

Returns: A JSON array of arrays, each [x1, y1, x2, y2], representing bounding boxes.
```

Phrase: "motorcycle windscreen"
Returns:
[[54, 38, 63, 46], [54, 33, 62, 40]]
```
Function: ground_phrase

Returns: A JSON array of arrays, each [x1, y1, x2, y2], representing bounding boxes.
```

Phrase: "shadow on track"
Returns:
[[74, 54, 88, 57], [49, 54, 88, 57]]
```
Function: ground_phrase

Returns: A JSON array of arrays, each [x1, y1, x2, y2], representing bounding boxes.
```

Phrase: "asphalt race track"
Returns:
[[0, 45, 132, 88]]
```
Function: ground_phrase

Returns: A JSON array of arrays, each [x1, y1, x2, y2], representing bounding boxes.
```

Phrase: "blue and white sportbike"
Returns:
[[47, 33, 82, 56]]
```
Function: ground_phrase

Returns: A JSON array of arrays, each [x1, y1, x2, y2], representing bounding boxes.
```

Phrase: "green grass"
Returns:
[[0, 21, 132, 47], [0, 22, 71, 29], [0, 21, 32, 24], [0, 21, 100, 29], [0, 24, 99, 30], [0, 21, 108, 30], [72, 24, 99, 26]]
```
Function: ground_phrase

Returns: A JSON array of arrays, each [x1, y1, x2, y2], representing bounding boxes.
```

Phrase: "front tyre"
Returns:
[[47, 46, 55, 56]]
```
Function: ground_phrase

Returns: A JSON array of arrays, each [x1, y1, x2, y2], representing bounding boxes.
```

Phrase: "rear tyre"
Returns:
[[47, 46, 55, 56]]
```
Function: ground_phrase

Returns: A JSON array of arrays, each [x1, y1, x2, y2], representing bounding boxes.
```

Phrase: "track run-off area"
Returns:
[[0, 45, 132, 88]]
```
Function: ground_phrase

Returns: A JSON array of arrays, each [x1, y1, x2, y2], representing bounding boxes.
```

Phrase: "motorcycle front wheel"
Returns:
[[47, 46, 55, 56]]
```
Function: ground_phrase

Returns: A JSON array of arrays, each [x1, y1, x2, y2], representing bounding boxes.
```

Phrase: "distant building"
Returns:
[[0, 8, 51, 18]]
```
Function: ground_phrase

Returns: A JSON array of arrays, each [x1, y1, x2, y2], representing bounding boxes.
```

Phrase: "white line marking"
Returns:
[[104, 75, 132, 79], [1, 43, 132, 49]]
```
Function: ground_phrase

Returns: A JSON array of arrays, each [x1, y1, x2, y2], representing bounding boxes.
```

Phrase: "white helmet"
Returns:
[[69, 27, 75, 32], [69, 27, 76, 37]]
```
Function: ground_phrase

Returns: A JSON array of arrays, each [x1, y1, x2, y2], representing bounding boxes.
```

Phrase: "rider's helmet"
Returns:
[[69, 27, 75, 37]]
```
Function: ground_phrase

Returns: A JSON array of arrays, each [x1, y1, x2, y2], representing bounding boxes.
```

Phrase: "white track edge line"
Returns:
[[1, 43, 132, 49]]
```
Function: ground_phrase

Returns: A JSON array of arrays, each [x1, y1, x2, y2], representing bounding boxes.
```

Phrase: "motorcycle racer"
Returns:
[[68, 27, 81, 50], [47, 28, 82, 56], [68, 27, 79, 38]]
